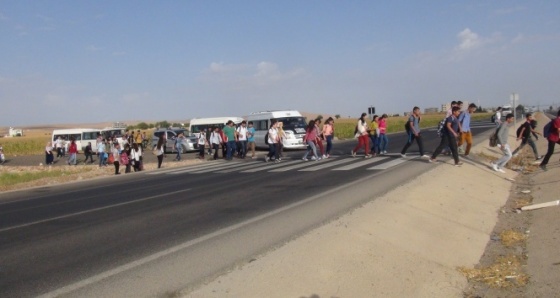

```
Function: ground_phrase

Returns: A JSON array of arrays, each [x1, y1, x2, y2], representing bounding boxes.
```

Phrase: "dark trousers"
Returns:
[[326, 135, 333, 154], [84, 153, 94, 163], [540, 140, 557, 167], [213, 144, 220, 160], [199, 145, 205, 158], [113, 161, 120, 174], [512, 137, 539, 159], [401, 132, 425, 156], [432, 134, 459, 164]]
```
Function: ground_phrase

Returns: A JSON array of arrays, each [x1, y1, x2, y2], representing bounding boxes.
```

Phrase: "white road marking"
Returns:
[[368, 157, 413, 170], [169, 162, 243, 174], [332, 157, 388, 171], [240, 160, 300, 173], [298, 158, 355, 171]]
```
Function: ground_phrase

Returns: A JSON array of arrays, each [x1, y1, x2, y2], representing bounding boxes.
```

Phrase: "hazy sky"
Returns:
[[1, 1, 559, 126]]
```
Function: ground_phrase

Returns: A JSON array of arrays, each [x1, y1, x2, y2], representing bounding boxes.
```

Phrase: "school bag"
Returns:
[[516, 124, 524, 138], [489, 127, 500, 147], [264, 132, 269, 145], [120, 152, 129, 165], [436, 118, 446, 137], [543, 119, 554, 139], [491, 113, 496, 123]]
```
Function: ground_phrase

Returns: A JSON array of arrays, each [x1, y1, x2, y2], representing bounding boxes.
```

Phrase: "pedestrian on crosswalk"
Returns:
[[266, 119, 280, 163], [429, 106, 463, 166], [400, 107, 429, 158], [314, 118, 326, 159], [457, 103, 477, 157], [302, 120, 321, 161], [351, 113, 372, 158], [322, 117, 335, 158], [378, 114, 389, 155], [369, 115, 380, 156]]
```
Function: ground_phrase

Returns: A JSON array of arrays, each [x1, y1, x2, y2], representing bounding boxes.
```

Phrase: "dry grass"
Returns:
[[499, 230, 527, 247], [458, 254, 529, 288], [1, 129, 52, 156]]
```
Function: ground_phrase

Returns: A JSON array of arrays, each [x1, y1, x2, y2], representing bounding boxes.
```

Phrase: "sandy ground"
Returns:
[[182, 122, 542, 297]]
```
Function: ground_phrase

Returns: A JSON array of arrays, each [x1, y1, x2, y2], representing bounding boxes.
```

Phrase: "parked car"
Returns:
[[151, 128, 197, 153]]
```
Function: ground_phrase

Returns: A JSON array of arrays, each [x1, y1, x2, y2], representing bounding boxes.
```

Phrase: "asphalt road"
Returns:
[[0, 121, 496, 297]]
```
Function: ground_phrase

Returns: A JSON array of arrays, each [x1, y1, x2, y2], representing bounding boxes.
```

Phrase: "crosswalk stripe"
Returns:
[[240, 160, 300, 173], [367, 157, 414, 170], [192, 161, 261, 173], [216, 161, 270, 173], [332, 157, 389, 171], [145, 160, 228, 175], [298, 158, 355, 171], [169, 161, 244, 174], [268, 159, 335, 172]]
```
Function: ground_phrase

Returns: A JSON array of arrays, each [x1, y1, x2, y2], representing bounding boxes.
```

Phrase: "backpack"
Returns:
[[543, 120, 554, 138], [436, 118, 446, 137], [264, 132, 269, 145], [491, 113, 496, 123], [516, 124, 524, 138], [404, 116, 420, 132], [489, 127, 499, 147], [120, 152, 129, 165]]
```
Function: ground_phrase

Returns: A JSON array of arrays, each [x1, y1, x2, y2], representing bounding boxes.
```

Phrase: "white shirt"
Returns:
[[237, 126, 248, 141], [495, 111, 502, 123], [210, 132, 222, 145], [268, 127, 278, 144]]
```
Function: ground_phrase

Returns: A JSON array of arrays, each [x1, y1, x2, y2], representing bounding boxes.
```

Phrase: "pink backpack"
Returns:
[[120, 152, 129, 165]]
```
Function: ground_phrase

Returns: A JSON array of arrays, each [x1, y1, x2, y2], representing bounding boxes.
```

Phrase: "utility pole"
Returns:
[[511, 93, 519, 127]]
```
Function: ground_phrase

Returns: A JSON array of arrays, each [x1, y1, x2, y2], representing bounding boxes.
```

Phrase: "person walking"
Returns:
[[84, 142, 94, 164], [155, 135, 165, 168], [539, 110, 560, 171], [247, 121, 256, 159], [302, 120, 321, 161], [122, 144, 132, 173], [67, 137, 78, 165], [491, 113, 515, 173], [223, 120, 237, 160], [174, 133, 185, 161], [97, 139, 107, 167], [400, 107, 428, 158], [351, 113, 371, 158], [266, 119, 280, 162], [457, 103, 477, 156], [111, 143, 121, 175], [512, 113, 542, 161], [55, 136, 64, 158], [210, 127, 223, 160], [45, 142, 54, 165], [322, 117, 334, 158], [131, 143, 143, 172], [237, 121, 248, 158], [369, 115, 380, 156], [378, 114, 389, 154], [197, 130, 208, 159], [314, 119, 326, 158], [429, 106, 463, 166], [494, 107, 503, 126], [135, 130, 143, 150]]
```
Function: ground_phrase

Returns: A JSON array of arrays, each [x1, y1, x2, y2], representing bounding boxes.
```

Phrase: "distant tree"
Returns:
[[316, 115, 323, 121], [137, 122, 149, 130], [148, 123, 155, 129], [171, 122, 183, 128], [126, 125, 135, 131], [335, 114, 341, 119], [475, 105, 483, 113], [550, 106, 554, 112], [156, 121, 171, 129]]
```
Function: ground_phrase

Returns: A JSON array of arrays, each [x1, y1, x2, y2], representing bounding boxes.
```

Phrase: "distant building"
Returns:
[[424, 107, 439, 114], [441, 103, 451, 112]]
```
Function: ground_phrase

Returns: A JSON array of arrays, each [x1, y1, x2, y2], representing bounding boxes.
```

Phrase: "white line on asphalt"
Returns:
[[240, 160, 300, 173], [190, 161, 261, 173], [332, 157, 388, 171], [168, 162, 243, 174], [145, 161, 228, 175], [298, 158, 355, 171], [0, 189, 191, 233], [36, 167, 380, 298], [267, 159, 333, 172], [367, 157, 414, 170]]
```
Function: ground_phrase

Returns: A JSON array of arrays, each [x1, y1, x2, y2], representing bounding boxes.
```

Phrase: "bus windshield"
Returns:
[[277, 117, 307, 134]]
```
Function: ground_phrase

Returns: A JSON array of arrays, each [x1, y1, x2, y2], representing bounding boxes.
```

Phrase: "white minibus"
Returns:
[[51, 128, 99, 152], [189, 117, 244, 138], [246, 110, 307, 149]]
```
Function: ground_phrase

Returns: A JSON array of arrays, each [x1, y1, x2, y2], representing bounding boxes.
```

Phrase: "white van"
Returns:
[[247, 110, 307, 149], [189, 117, 244, 138], [51, 128, 99, 152]]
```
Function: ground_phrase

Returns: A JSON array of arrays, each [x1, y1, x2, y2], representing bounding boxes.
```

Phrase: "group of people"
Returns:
[[300, 117, 335, 161], [198, 120, 257, 161]]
